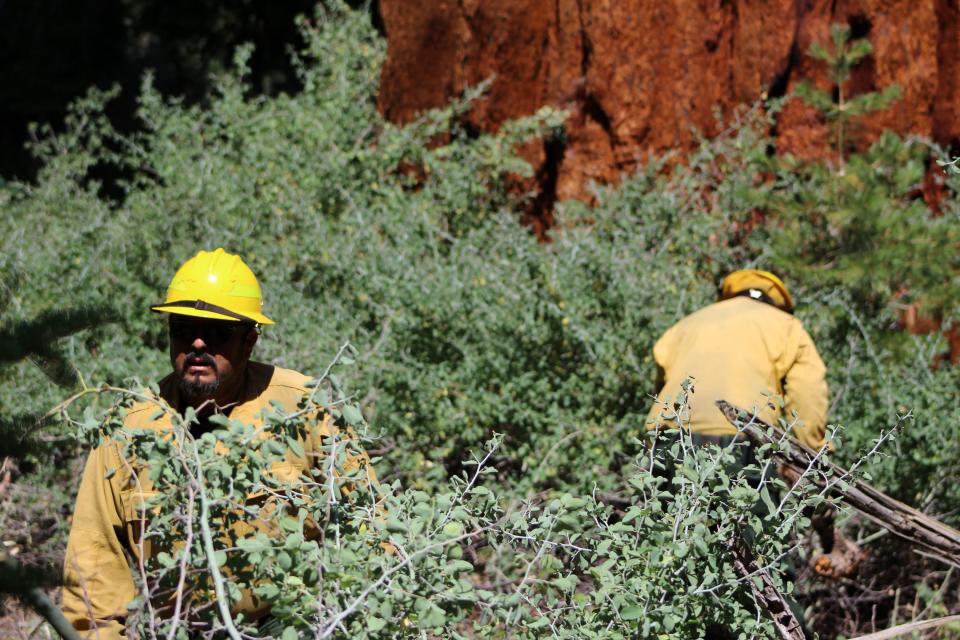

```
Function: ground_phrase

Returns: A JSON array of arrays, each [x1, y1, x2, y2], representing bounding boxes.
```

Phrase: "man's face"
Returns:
[[168, 317, 257, 406]]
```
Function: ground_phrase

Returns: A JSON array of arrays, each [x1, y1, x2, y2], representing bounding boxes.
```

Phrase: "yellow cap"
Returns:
[[151, 248, 274, 324], [719, 269, 794, 312]]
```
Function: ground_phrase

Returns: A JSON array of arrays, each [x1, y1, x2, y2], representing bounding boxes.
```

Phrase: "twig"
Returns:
[[165, 483, 197, 640], [507, 518, 557, 628], [438, 440, 499, 530], [187, 443, 242, 640], [316, 527, 488, 638], [848, 614, 960, 640]]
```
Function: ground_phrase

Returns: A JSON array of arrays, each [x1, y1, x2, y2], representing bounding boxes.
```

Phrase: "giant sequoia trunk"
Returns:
[[378, 0, 960, 221]]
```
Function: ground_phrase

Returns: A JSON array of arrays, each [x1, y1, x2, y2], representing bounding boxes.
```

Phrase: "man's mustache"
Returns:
[[181, 353, 217, 373]]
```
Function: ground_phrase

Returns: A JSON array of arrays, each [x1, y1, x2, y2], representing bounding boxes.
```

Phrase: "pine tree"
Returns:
[[794, 23, 901, 166], [0, 306, 116, 640]]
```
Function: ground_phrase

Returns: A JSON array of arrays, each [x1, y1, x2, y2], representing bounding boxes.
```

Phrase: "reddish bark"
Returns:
[[379, 0, 960, 224], [899, 303, 960, 364]]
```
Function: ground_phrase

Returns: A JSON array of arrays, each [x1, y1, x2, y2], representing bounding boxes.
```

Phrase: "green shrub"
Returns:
[[56, 366, 860, 638], [2, 2, 959, 636]]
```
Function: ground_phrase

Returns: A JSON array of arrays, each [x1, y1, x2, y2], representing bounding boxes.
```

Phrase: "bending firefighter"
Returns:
[[62, 248, 377, 638], [646, 269, 829, 450]]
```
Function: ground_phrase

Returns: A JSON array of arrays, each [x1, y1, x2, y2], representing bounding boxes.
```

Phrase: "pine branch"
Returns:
[[31, 344, 80, 388], [0, 412, 51, 458], [0, 557, 81, 640], [0, 557, 60, 592], [793, 23, 900, 165], [846, 39, 873, 65], [792, 83, 834, 113], [0, 305, 117, 365], [0, 304, 117, 387], [0, 305, 117, 636]]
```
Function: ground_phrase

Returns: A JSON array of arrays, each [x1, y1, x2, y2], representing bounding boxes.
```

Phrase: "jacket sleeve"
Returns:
[[782, 321, 829, 450], [62, 443, 137, 639], [652, 325, 676, 372]]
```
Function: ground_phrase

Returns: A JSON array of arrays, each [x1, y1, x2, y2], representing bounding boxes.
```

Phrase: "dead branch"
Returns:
[[847, 614, 960, 639], [726, 535, 806, 639], [716, 400, 960, 565]]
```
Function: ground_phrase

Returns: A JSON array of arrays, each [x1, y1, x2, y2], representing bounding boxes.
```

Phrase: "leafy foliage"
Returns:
[[0, 3, 958, 638], [56, 365, 859, 638]]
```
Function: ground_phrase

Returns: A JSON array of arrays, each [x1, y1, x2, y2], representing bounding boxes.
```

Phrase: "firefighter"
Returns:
[[646, 269, 828, 450], [646, 270, 862, 584], [62, 248, 377, 638]]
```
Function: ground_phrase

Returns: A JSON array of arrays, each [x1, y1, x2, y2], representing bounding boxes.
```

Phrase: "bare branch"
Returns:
[[725, 536, 805, 640], [848, 614, 960, 640], [717, 400, 960, 564]]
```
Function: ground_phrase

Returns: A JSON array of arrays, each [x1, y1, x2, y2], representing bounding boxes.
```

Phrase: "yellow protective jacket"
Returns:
[[645, 297, 829, 449], [62, 361, 377, 639]]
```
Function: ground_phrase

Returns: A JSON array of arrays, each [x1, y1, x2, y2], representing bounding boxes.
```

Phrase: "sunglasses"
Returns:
[[169, 320, 252, 345]]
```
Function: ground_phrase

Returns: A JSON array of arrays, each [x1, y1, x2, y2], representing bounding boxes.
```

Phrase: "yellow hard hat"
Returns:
[[719, 269, 795, 312], [150, 248, 274, 324]]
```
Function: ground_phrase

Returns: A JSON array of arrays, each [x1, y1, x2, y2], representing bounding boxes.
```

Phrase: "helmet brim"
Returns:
[[151, 304, 275, 325]]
